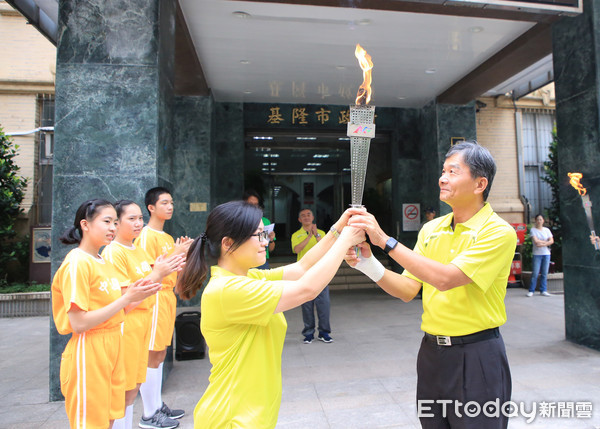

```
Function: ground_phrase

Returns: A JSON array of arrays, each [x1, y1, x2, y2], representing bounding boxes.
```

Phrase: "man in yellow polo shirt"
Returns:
[[347, 141, 516, 429], [291, 208, 331, 344]]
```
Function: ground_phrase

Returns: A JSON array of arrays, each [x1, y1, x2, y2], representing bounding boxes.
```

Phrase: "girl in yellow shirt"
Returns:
[[102, 200, 185, 429], [176, 200, 364, 429], [52, 199, 162, 429]]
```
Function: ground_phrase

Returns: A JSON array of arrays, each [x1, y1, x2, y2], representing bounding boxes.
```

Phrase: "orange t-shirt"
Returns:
[[134, 226, 177, 289], [52, 248, 124, 335], [101, 241, 155, 310]]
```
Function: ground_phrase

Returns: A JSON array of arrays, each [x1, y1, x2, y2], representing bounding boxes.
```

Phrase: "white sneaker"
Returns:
[[541, 291, 552, 297], [526, 292, 534, 297]]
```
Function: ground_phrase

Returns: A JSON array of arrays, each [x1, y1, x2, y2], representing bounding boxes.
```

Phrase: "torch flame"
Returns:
[[354, 44, 373, 105], [568, 172, 587, 196]]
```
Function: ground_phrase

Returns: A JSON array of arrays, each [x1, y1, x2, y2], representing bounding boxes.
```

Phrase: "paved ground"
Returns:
[[1, 288, 599, 429]]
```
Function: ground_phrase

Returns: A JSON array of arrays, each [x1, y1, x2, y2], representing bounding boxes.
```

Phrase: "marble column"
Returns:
[[213, 102, 244, 206], [50, 0, 177, 400], [172, 95, 214, 307], [552, 0, 600, 351], [420, 101, 477, 218]]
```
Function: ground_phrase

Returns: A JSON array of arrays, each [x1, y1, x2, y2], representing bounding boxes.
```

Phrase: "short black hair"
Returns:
[[242, 189, 262, 207], [445, 141, 496, 201], [144, 187, 172, 215]]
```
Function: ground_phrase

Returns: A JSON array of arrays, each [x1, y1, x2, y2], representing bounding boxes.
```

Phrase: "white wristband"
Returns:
[[354, 252, 385, 282]]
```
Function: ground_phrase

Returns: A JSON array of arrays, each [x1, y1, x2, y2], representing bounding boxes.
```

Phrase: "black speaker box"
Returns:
[[175, 311, 205, 361]]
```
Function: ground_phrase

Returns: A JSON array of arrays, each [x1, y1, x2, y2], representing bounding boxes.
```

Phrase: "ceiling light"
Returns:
[[335, 65, 346, 70], [232, 11, 251, 19], [469, 26, 484, 33], [253, 136, 273, 140], [313, 154, 330, 158], [425, 68, 437, 74], [296, 137, 317, 140], [240, 60, 250, 65], [397, 96, 407, 100], [356, 19, 371, 26], [338, 137, 350, 141], [343, 168, 351, 172], [243, 90, 252, 94], [307, 163, 322, 166], [303, 168, 317, 172]]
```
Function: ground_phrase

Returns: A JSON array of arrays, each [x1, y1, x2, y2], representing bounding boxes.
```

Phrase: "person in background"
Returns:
[[527, 214, 554, 297], [243, 189, 276, 269], [421, 207, 436, 228], [291, 208, 332, 344]]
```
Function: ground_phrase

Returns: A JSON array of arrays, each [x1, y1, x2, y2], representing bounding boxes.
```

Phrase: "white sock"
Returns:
[[112, 416, 125, 429], [157, 362, 164, 407], [124, 404, 133, 428], [140, 367, 162, 417]]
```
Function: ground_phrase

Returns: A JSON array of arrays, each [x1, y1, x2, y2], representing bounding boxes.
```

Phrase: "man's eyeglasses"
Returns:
[[252, 231, 270, 242]]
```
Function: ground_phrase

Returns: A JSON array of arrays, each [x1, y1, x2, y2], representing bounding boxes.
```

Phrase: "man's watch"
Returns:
[[383, 237, 398, 254]]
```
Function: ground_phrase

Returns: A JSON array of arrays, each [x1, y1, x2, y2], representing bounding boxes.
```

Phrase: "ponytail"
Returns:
[[59, 226, 81, 245], [175, 201, 263, 299], [176, 233, 208, 300]]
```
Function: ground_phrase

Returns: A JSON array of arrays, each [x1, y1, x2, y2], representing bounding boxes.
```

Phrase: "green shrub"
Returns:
[[0, 283, 50, 294], [0, 127, 28, 286]]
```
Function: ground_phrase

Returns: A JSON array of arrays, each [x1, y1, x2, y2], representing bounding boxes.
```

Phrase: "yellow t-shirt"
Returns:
[[52, 248, 124, 335], [194, 265, 286, 429], [403, 203, 517, 336], [101, 241, 155, 310], [134, 226, 177, 289], [291, 227, 326, 261]]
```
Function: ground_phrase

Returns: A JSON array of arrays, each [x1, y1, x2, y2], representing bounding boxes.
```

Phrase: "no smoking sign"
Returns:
[[402, 203, 421, 232]]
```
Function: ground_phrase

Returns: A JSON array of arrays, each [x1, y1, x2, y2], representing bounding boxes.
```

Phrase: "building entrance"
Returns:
[[245, 130, 391, 256]]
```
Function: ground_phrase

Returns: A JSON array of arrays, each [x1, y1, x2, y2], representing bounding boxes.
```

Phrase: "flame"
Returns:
[[568, 172, 587, 196], [354, 44, 373, 105]]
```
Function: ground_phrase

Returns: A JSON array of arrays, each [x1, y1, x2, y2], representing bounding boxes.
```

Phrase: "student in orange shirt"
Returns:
[[102, 200, 185, 429], [135, 188, 192, 426], [52, 199, 161, 429]]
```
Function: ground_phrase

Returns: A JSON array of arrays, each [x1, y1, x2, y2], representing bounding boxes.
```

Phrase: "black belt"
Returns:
[[424, 327, 499, 346]]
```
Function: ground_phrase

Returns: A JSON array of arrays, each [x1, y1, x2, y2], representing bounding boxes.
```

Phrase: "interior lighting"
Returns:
[[232, 11, 251, 19]]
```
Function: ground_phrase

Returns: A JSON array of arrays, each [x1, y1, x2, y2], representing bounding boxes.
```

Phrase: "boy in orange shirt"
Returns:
[[135, 188, 192, 428]]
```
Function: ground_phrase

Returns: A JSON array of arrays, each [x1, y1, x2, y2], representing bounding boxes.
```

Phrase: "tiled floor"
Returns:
[[1, 288, 599, 428]]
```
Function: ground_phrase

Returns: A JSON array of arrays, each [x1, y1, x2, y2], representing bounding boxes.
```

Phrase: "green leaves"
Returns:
[[0, 127, 28, 285]]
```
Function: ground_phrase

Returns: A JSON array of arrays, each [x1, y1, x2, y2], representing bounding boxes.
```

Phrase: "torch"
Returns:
[[347, 44, 375, 209], [568, 172, 599, 250]]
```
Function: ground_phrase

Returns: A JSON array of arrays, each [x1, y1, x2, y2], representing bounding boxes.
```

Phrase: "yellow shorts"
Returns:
[[148, 288, 177, 352], [123, 308, 152, 390], [60, 326, 125, 428]]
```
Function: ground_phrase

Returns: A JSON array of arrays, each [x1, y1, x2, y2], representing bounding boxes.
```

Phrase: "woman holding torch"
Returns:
[[175, 200, 364, 429]]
